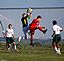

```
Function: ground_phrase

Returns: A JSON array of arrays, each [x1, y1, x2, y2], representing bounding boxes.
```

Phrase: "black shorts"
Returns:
[[52, 34, 61, 43], [6, 37, 14, 44]]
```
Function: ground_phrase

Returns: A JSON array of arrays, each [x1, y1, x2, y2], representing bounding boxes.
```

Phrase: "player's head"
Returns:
[[37, 15, 42, 21], [8, 24, 12, 29], [22, 13, 26, 17], [52, 20, 57, 25]]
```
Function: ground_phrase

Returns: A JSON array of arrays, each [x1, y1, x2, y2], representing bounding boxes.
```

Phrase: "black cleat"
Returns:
[[43, 29, 47, 34], [30, 43, 34, 47]]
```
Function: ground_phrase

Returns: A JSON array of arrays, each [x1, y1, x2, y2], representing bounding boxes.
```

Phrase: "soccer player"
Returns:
[[29, 15, 47, 46], [52, 20, 63, 54], [21, 8, 32, 39], [4, 24, 18, 51]]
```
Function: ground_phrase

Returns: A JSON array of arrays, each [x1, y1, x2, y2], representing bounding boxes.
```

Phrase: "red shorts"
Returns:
[[30, 26, 45, 35], [30, 25, 37, 35]]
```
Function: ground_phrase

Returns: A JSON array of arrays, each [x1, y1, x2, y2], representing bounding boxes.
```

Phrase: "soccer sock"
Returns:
[[14, 45, 17, 50], [55, 47, 58, 52], [18, 36, 21, 42], [57, 48, 61, 54], [58, 48, 61, 53], [30, 35, 33, 44]]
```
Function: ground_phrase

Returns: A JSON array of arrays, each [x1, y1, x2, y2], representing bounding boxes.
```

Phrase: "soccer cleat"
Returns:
[[30, 43, 34, 47], [8, 47, 10, 50], [57, 48, 61, 54], [59, 52, 61, 54], [15, 49, 19, 52], [57, 51, 61, 54], [43, 29, 47, 34], [8, 47, 11, 52]]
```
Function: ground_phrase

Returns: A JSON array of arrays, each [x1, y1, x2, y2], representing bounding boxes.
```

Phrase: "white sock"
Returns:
[[56, 48, 61, 54], [58, 48, 61, 53], [18, 36, 21, 42], [55, 47, 58, 52], [14, 45, 17, 50]]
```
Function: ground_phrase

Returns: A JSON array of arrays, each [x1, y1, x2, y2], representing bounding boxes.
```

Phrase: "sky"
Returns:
[[0, 0, 64, 39], [0, 0, 64, 8]]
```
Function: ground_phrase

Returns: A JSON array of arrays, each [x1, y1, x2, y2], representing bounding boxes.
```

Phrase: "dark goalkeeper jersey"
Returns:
[[21, 15, 30, 28]]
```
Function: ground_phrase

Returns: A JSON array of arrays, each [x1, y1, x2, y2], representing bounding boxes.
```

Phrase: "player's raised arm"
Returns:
[[27, 8, 32, 19]]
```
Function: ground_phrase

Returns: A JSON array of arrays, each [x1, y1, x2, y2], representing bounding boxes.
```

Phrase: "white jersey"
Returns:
[[53, 25, 62, 34], [6, 28, 14, 37]]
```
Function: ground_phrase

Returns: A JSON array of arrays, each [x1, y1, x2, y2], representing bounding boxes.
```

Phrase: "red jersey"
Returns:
[[29, 19, 40, 30]]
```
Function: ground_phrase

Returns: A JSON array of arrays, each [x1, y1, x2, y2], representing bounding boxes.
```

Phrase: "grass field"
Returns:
[[0, 42, 64, 61]]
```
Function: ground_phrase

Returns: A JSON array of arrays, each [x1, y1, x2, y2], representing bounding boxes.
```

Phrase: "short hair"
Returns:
[[37, 15, 42, 19], [22, 13, 26, 17], [8, 24, 12, 29], [52, 20, 57, 25]]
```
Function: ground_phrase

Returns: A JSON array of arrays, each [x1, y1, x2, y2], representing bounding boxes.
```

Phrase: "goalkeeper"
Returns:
[[21, 8, 32, 39]]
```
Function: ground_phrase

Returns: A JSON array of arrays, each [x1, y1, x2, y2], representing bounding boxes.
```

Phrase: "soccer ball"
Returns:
[[27, 8, 32, 13]]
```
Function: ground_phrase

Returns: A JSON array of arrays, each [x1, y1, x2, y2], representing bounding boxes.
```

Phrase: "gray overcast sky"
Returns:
[[0, 0, 64, 8]]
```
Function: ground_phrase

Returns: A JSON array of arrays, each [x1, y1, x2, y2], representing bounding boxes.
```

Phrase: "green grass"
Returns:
[[0, 43, 64, 61]]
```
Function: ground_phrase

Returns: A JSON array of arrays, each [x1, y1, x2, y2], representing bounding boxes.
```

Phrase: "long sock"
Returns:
[[55, 47, 58, 52], [14, 45, 17, 50], [57, 48, 61, 54], [58, 48, 61, 53], [30, 35, 33, 44], [18, 36, 21, 42]]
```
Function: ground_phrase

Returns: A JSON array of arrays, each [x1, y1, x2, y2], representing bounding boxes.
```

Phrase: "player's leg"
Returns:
[[10, 37, 17, 51], [23, 26, 30, 39], [6, 37, 11, 50], [30, 35, 34, 44], [13, 42, 17, 50], [8, 43, 11, 50], [6, 37, 8, 49], [56, 42, 61, 54], [12, 41, 19, 52], [54, 43, 58, 52], [30, 30, 35, 46], [24, 32, 28, 39], [23, 27, 27, 39], [56, 34, 61, 54], [52, 35, 58, 53], [52, 41, 55, 50], [18, 36, 21, 43], [38, 27, 47, 34]]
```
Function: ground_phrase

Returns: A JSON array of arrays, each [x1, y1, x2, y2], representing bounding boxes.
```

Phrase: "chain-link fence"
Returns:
[[0, 7, 64, 45]]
